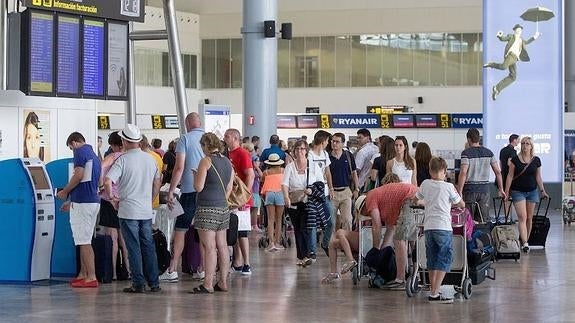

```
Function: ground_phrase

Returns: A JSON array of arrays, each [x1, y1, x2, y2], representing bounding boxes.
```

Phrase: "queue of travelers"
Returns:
[[59, 122, 547, 304]]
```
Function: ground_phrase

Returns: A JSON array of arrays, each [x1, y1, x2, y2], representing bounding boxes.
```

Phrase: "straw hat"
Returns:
[[264, 153, 284, 166]]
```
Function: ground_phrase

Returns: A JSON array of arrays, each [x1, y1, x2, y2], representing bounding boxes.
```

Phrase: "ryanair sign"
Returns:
[[329, 115, 381, 128], [451, 114, 483, 128]]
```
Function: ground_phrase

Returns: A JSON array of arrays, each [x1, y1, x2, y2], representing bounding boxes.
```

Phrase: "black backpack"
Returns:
[[365, 246, 397, 282], [152, 229, 172, 274]]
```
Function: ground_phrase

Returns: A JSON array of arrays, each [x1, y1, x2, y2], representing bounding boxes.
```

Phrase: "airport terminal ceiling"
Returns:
[[146, 0, 481, 14]]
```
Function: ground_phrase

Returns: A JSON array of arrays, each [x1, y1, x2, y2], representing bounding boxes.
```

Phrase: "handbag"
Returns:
[[288, 159, 309, 204], [211, 158, 251, 209], [227, 175, 251, 209]]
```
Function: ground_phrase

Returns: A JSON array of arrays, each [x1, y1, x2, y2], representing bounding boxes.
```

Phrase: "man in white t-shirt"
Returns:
[[105, 124, 162, 294]]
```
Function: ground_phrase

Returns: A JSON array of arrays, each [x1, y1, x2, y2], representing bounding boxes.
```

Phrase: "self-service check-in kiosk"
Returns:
[[46, 158, 76, 277], [0, 158, 55, 282]]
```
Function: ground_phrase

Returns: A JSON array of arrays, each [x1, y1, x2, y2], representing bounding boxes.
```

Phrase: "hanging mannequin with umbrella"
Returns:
[[483, 6, 554, 101]]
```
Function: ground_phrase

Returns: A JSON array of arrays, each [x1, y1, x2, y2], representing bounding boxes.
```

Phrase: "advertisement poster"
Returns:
[[483, 0, 563, 182], [22, 109, 51, 162], [107, 22, 128, 98]]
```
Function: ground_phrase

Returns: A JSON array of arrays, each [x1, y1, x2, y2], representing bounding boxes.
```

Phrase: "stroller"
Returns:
[[257, 205, 292, 249]]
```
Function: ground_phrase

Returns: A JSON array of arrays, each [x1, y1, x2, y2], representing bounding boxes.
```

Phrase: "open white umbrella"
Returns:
[[520, 6, 555, 33]]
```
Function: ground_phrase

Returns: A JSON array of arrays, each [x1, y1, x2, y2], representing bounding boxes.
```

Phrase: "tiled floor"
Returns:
[[0, 209, 572, 323]]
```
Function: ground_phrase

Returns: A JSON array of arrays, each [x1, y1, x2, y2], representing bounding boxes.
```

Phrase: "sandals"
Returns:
[[340, 260, 358, 274], [189, 285, 214, 294], [214, 283, 228, 292], [321, 273, 340, 284]]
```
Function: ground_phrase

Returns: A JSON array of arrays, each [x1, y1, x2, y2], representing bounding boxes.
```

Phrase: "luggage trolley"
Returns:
[[406, 207, 473, 299], [351, 214, 386, 285]]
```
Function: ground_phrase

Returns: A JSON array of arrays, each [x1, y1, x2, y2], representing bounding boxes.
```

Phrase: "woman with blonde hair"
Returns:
[[504, 136, 548, 253], [191, 132, 234, 293]]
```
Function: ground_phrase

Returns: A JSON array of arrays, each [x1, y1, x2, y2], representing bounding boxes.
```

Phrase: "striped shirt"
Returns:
[[460, 146, 497, 193]]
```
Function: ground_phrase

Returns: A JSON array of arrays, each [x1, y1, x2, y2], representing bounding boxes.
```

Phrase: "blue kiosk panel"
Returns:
[[0, 160, 35, 281], [46, 158, 76, 277]]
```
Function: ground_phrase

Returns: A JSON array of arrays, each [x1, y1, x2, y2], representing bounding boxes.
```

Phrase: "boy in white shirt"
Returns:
[[414, 157, 465, 304]]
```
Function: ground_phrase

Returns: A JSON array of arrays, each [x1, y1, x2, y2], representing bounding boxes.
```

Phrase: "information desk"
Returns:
[[0, 158, 55, 282]]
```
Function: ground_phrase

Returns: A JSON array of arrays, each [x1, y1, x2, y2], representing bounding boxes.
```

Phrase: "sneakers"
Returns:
[[159, 270, 178, 283], [309, 253, 317, 264], [383, 280, 406, 291], [492, 86, 499, 101], [303, 257, 313, 266], [241, 265, 252, 275], [231, 265, 243, 273], [522, 243, 530, 253], [192, 271, 205, 280], [340, 260, 358, 274], [123, 286, 145, 293], [428, 294, 454, 304], [150, 286, 162, 293], [321, 273, 340, 284]]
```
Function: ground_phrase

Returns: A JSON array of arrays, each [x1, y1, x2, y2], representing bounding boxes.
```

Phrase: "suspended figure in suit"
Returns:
[[484, 24, 540, 100]]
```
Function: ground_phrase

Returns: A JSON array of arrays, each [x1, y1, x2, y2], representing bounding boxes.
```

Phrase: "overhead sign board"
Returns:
[[23, 0, 145, 22]]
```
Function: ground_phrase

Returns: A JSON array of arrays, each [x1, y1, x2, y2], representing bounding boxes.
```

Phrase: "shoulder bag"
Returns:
[[211, 157, 251, 209], [288, 160, 309, 204]]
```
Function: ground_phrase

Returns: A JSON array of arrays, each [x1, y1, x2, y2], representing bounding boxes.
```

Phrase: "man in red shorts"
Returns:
[[356, 173, 418, 290]]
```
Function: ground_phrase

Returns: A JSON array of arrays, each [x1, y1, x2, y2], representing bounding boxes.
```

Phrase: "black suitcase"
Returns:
[[92, 235, 113, 283], [469, 260, 496, 285], [528, 197, 551, 247]]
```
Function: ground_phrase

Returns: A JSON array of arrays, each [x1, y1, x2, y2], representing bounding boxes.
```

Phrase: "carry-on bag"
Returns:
[[182, 226, 202, 274], [152, 229, 172, 274], [92, 234, 114, 283], [528, 196, 551, 247], [491, 197, 521, 261]]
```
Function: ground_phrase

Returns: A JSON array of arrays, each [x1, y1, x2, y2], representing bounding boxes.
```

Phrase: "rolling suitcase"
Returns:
[[182, 226, 202, 274], [491, 197, 521, 261], [92, 234, 114, 283], [528, 197, 551, 247]]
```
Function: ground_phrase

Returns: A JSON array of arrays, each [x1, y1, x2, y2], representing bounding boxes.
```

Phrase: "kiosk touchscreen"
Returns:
[[0, 158, 55, 282]]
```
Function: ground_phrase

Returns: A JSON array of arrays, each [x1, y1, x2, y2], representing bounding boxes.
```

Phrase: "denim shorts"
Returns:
[[510, 188, 539, 203], [425, 230, 453, 272], [264, 191, 285, 206], [175, 192, 197, 231]]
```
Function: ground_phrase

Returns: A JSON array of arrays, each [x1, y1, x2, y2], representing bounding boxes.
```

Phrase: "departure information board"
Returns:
[[82, 19, 105, 97], [29, 11, 54, 93], [56, 15, 80, 95]]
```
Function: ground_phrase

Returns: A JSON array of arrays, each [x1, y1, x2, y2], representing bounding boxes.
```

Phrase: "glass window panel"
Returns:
[[305, 37, 320, 87], [134, 48, 146, 85], [461, 33, 481, 86], [161, 52, 170, 86], [365, 35, 383, 87], [278, 39, 290, 88], [335, 36, 351, 87], [320, 36, 335, 87], [445, 33, 462, 86], [429, 33, 446, 86], [397, 33, 413, 86], [231, 39, 242, 88], [477, 33, 483, 85], [216, 39, 231, 88], [351, 36, 366, 87], [184, 54, 197, 89], [290, 37, 305, 88], [413, 33, 430, 86], [382, 34, 398, 86], [202, 39, 216, 89]]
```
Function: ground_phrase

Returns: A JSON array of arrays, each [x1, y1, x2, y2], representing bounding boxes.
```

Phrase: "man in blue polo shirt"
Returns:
[[57, 132, 101, 288], [162, 112, 205, 282], [329, 133, 360, 233], [260, 134, 286, 170]]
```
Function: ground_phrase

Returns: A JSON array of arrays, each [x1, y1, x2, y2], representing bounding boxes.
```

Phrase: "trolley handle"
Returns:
[[535, 196, 551, 217]]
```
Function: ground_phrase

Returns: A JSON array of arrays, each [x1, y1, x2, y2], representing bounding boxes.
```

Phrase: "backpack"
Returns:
[[491, 225, 521, 256], [467, 230, 495, 266], [152, 229, 172, 274], [365, 246, 397, 283]]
